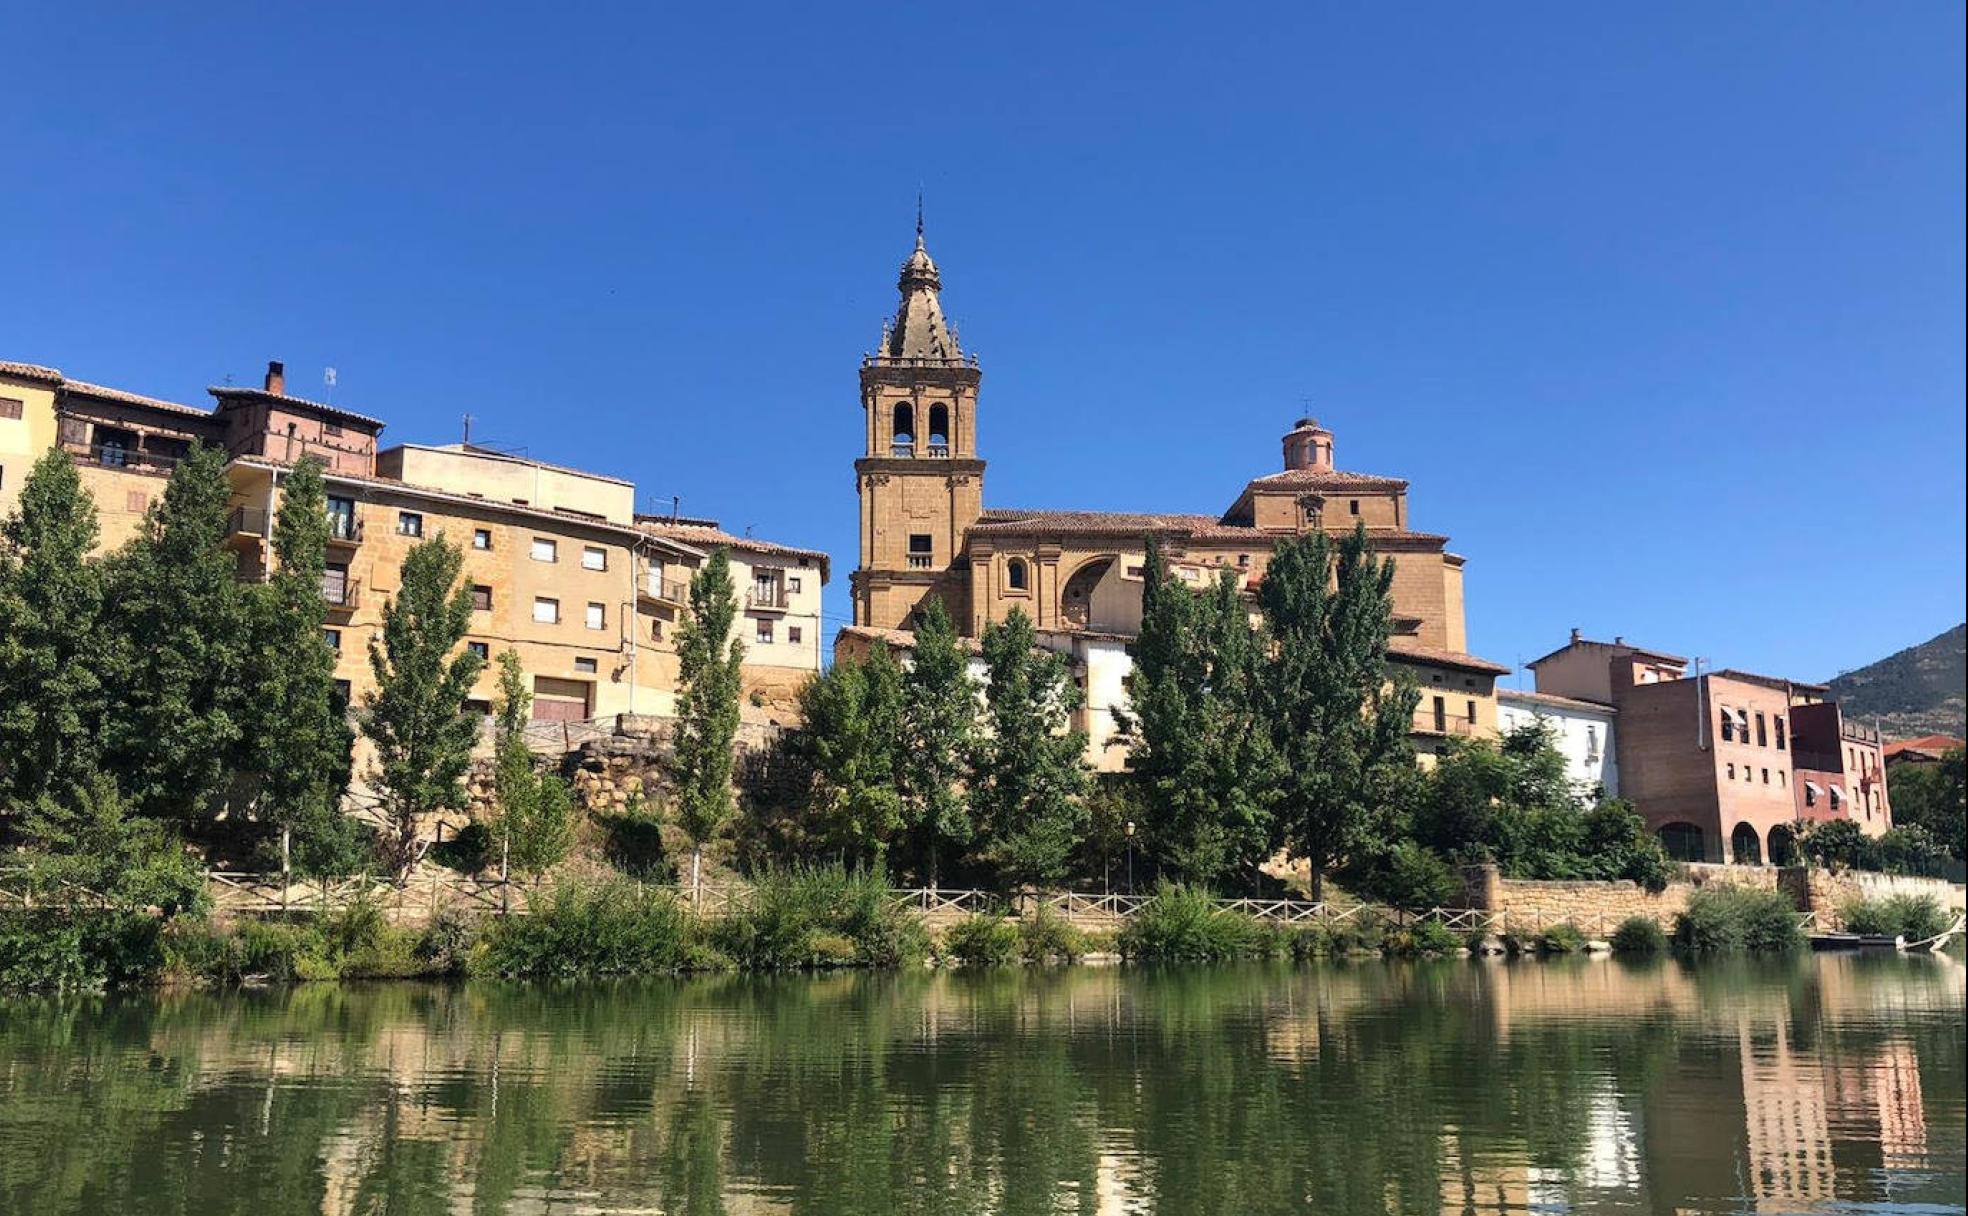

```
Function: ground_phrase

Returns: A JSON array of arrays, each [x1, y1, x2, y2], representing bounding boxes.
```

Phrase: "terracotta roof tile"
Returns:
[[209, 385, 387, 430], [1499, 687, 1618, 714], [1243, 468, 1408, 491], [972, 509, 1446, 548], [1883, 735, 1963, 758], [1386, 638, 1512, 675], [63, 379, 216, 420], [637, 518, 830, 579], [0, 361, 64, 384]]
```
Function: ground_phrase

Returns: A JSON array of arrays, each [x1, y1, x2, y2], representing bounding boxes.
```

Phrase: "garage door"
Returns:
[[532, 677, 591, 722]]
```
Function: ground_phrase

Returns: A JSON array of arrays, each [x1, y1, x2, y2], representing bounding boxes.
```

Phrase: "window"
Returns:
[[1829, 788, 1842, 812], [1805, 784, 1818, 808], [756, 619, 774, 644], [1720, 708, 1735, 743], [324, 628, 341, 651], [465, 698, 492, 716], [533, 597, 559, 624], [1007, 558, 1028, 590], [1778, 770, 1785, 785], [651, 618, 664, 641], [471, 584, 492, 611], [1349, 500, 1359, 516], [472, 528, 492, 550], [1237, 554, 1250, 568], [1466, 699, 1476, 723], [126, 490, 147, 514], [323, 421, 343, 436], [1755, 712, 1767, 747], [531, 538, 557, 563], [927, 403, 950, 455], [788, 575, 802, 594], [467, 641, 489, 661], [582, 546, 607, 571], [0, 397, 23, 420], [908, 534, 932, 568], [1762, 768, 1770, 784], [1726, 763, 1735, 779], [397, 511, 423, 537], [574, 657, 598, 674], [332, 679, 352, 707], [1736, 709, 1749, 742], [1432, 696, 1447, 733], [585, 602, 606, 630], [1585, 725, 1600, 762], [891, 403, 915, 455], [788, 626, 803, 644], [1775, 718, 1786, 750], [327, 496, 358, 541]]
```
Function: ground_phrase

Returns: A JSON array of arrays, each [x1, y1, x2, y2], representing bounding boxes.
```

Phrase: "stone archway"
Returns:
[[1060, 556, 1116, 629], [1767, 823, 1799, 867], [1730, 822, 1763, 866]]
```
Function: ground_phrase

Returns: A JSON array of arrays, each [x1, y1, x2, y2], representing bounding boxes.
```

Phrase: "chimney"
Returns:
[[1569, 627, 1582, 644], [264, 360, 285, 396], [1614, 635, 1625, 646]]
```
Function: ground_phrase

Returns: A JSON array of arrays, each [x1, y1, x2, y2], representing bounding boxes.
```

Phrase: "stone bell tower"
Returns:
[[851, 210, 984, 630]]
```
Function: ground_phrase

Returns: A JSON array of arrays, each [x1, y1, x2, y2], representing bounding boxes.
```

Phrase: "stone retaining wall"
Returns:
[[1780, 867, 1966, 931]]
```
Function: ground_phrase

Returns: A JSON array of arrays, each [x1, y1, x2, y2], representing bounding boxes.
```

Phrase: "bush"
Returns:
[[1328, 910, 1386, 955], [1019, 905, 1089, 963], [1385, 919, 1461, 955], [942, 913, 1020, 966], [415, 910, 477, 973], [1610, 916, 1667, 955], [601, 797, 670, 880], [1116, 884, 1268, 962], [1349, 842, 1460, 911], [1674, 886, 1804, 953], [478, 880, 690, 977], [711, 865, 926, 970], [0, 910, 164, 992], [1841, 894, 1950, 941], [1536, 923, 1587, 954]]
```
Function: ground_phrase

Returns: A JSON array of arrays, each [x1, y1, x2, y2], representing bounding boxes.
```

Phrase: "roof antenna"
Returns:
[[461, 413, 474, 444], [324, 367, 338, 404]]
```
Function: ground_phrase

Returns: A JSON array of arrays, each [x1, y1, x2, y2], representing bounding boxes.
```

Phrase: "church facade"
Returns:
[[841, 223, 1510, 768]]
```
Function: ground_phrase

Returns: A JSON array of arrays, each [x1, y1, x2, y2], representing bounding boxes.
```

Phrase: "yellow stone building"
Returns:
[[839, 226, 1509, 768], [0, 358, 826, 727]]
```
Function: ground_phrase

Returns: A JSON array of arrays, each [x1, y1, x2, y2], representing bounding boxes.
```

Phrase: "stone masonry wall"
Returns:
[[1779, 867, 1966, 931]]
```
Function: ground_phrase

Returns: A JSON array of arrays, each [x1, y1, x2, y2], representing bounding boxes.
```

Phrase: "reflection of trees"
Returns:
[[0, 956, 1960, 1215]]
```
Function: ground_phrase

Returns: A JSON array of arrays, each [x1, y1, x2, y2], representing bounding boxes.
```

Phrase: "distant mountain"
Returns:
[[1827, 624, 1967, 740]]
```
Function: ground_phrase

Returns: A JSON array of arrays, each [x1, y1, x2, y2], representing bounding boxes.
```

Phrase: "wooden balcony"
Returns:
[[747, 586, 791, 613]]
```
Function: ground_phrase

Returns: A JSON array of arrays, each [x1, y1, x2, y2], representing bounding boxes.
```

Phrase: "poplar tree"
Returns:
[[797, 646, 905, 866], [673, 547, 744, 896], [241, 457, 360, 874], [99, 442, 248, 822], [1258, 526, 1417, 900], [487, 648, 576, 876], [898, 597, 979, 885], [1123, 536, 1281, 887], [360, 534, 485, 882], [971, 608, 1090, 889], [0, 449, 105, 810]]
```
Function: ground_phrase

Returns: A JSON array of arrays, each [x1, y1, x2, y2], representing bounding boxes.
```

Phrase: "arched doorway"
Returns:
[[1659, 822, 1705, 863], [1767, 823, 1799, 866], [1730, 822, 1763, 866], [1060, 557, 1115, 629]]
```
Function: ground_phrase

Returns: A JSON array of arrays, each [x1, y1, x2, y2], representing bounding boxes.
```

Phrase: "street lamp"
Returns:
[[1125, 820, 1136, 893]]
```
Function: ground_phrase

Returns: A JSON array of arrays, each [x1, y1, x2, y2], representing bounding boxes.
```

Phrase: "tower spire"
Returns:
[[916, 190, 925, 248], [879, 202, 962, 363]]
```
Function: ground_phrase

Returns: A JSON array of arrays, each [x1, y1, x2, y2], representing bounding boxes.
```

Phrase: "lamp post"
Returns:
[[1125, 820, 1136, 894]]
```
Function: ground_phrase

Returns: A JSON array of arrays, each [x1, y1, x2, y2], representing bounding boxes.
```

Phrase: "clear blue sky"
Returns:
[[4, 3, 1962, 683]]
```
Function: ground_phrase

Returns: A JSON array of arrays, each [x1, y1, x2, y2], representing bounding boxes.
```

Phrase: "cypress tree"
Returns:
[[1257, 525, 1417, 900], [99, 442, 248, 822], [0, 448, 105, 810], [241, 456, 360, 874], [898, 597, 979, 885], [674, 547, 744, 896], [360, 534, 485, 882], [487, 648, 576, 877], [972, 607, 1091, 889]]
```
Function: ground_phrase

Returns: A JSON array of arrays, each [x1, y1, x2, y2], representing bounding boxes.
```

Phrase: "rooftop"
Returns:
[[1884, 735, 1965, 760], [636, 517, 831, 580], [1711, 668, 1831, 695], [1499, 687, 1618, 714], [209, 384, 388, 430], [1386, 638, 1513, 676], [1525, 634, 1689, 669]]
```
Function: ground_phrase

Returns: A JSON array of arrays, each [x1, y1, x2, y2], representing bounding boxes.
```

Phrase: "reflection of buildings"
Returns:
[[1739, 1016, 1835, 1207]]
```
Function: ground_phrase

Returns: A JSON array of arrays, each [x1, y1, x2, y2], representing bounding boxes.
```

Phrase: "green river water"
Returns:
[[0, 953, 1961, 1215]]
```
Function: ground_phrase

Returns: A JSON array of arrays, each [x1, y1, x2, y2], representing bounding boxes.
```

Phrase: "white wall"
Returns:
[[1497, 695, 1619, 798]]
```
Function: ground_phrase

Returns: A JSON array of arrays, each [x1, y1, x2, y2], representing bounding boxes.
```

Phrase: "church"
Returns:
[[837, 221, 1511, 769]]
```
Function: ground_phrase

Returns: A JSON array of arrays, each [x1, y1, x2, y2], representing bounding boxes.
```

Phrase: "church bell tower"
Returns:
[[851, 211, 984, 630]]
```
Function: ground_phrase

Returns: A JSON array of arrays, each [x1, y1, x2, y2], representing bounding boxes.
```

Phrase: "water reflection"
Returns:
[[0, 955, 1959, 1215]]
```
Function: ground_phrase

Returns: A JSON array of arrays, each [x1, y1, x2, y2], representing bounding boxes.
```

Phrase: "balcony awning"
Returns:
[[1830, 785, 1846, 800], [1804, 781, 1822, 796]]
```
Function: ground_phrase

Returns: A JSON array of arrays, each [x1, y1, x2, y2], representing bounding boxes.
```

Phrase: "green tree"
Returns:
[[797, 648, 906, 867], [1257, 526, 1418, 900], [674, 548, 744, 896], [99, 442, 249, 821], [0, 449, 105, 809], [487, 649, 576, 877], [897, 597, 979, 885], [15, 773, 206, 914], [360, 534, 485, 882], [240, 457, 361, 875], [971, 608, 1091, 889], [1122, 535, 1282, 888], [1887, 749, 1966, 859]]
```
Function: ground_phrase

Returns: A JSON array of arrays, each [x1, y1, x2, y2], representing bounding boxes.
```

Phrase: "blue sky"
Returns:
[[3, 3, 1962, 683]]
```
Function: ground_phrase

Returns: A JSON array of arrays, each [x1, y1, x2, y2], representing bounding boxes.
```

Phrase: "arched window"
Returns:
[[1730, 822, 1763, 866], [1659, 822, 1705, 863], [927, 404, 950, 456], [1007, 558, 1028, 591], [891, 403, 915, 456]]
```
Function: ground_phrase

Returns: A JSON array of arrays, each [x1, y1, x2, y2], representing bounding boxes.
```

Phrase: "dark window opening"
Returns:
[[891, 403, 914, 456], [927, 404, 950, 456], [1007, 558, 1028, 590]]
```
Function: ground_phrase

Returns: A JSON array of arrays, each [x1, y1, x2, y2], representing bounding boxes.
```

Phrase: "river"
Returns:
[[0, 953, 1961, 1214]]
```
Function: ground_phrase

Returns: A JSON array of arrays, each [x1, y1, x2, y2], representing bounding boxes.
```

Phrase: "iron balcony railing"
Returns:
[[1415, 713, 1480, 737], [747, 586, 791, 611], [61, 440, 181, 474], [327, 512, 363, 543], [321, 576, 362, 610], [641, 575, 690, 605], [226, 505, 271, 537]]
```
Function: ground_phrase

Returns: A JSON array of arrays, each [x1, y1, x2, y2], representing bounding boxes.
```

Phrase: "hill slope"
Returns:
[[1826, 623, 1966, 740]]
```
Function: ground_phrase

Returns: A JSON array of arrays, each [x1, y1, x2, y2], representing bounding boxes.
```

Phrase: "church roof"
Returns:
[[1243, 468, 1408, 492], [970, 508, 1446, 548]]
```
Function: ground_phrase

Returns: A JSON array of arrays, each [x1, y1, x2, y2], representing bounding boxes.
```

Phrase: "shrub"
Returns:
[[709, 864, 926, 970], [1385, 920, 1462, 956], [1674, 886, 1804, 953], [1328, 910, 1386, 955], [1536, 923, 1587, 954], [1610, 916, 1667, 955], [601, 796, 671, 880], [1350, 842, 1460, 911], [0, 910, 164, 992], [1290, 923, 1336, 959], [1842, 894, 1949, 941], [1019, 904, 1089, 963], [478, 880, 689, 977], [415, 910, 477, 973], [942, 913, 1020, 966], [1116, 884, 1267, 962]]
